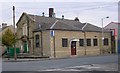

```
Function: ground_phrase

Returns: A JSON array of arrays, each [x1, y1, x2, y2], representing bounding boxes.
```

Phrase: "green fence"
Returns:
[[7, 47, 20, 58]]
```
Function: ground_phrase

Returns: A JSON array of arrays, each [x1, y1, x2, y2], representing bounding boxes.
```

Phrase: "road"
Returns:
[[2, 55, 118, 71], [40, 63, 118, 71]]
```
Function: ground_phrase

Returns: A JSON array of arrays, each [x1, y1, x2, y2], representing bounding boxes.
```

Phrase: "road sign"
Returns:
[[50, 30, 54, 37]]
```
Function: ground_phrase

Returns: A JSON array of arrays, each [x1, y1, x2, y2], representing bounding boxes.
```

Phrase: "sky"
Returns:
[[0, 0, 119, 27]]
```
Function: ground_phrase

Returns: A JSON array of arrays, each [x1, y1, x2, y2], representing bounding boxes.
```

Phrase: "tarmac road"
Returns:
[[2, 54, 118, 72]]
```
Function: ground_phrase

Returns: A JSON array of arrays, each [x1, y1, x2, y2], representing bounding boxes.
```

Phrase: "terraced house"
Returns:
[[16, 8, 112, 58]]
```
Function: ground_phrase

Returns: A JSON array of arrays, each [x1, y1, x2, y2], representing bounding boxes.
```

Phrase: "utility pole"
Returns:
[[101, 18, 103, 54], [13, 6, 17, 60], [101, 16, 109, 54]]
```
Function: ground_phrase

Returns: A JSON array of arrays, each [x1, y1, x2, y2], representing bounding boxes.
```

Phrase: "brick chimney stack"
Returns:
[[49, 8, 54, 17]]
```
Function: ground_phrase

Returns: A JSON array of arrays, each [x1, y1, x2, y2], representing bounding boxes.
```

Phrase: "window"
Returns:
[[87, 39, 91, 46], [79, 39, 84, 46], [23, 23, 27, 36], [35, 35, 40, 48], [104, 38, 109, 46], [93, 39, 98, 46], [62, 38, 68, 47]]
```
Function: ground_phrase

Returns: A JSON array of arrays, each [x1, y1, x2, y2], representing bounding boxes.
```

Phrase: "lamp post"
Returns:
[[101, 16, 109, 54]]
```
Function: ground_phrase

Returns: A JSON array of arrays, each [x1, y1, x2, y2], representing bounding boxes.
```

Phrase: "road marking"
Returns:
[[39, 63, 118, 71]]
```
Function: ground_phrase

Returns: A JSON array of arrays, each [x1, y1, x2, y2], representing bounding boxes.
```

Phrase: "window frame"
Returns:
[[62, 38, 68, 47], [35, 34, 40, 48], [86, 39, 91, 46], [93, 39, 98, 46], [23, 23, 27, 36], [104, 38, 109, 46], [79, 39, 84, 46]]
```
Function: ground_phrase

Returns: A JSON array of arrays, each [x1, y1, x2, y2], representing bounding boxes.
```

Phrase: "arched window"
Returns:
[[35, 34, 40, 48], [23, 23, 27, 36]]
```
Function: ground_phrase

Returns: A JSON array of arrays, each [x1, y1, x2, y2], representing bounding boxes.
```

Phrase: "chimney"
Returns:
[[62, 15, 64, 20], [2, 23, 7, 28], [49, 8, 54, 17], [52, 13, 56, 18], [42, 12, 45, 17], [74, 17, 79, 21]]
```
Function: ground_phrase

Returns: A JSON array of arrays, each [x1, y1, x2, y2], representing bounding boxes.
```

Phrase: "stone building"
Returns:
[[16, 8, 111, 58]]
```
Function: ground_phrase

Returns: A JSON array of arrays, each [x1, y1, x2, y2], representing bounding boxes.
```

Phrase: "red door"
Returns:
[[71, 41, 76, 55]]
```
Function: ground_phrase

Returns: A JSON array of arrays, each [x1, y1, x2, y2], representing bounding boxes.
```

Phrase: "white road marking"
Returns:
[[39, 64, 117, 71]]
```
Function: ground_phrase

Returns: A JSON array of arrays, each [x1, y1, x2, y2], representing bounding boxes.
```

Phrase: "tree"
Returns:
[[2, 29, 15, 60], [2, 29, 15, 47]]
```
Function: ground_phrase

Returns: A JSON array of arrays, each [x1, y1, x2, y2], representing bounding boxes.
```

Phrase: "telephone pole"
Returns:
[[13, 6, 17, 60], [101, 16, 109, 54]]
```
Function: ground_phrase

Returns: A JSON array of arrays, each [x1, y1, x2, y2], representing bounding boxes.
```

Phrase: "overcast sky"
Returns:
[[0, 0, 119, 27]]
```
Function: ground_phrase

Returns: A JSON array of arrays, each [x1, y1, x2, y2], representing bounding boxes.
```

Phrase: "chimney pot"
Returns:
[[74, 17, 79, 21], [2, 23, 7, 28], [62, 15, 64, 20], [52, 12, 56, 18], [42, 12, 45, 17]]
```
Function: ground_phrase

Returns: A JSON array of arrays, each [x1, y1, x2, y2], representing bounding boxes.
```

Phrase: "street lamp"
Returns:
[[101, 16, 109, 54]]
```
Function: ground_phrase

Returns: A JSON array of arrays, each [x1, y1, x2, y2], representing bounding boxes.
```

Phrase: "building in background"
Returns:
[[0, 23, 14, 36], [104, 22, 119, 54], [16, 8, 112, 58]]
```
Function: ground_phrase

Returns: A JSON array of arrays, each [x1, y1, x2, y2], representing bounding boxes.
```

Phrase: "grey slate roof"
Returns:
[[82, 23, 102, 32], [26, 13, 109, 32]]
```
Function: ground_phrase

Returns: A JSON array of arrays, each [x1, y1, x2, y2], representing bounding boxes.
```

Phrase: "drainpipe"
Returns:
[[84, 31, 87, 55], [26, 14, 29, 53], [33, 31, 34, 55], [41, 31, 43, 56], [53, 35, 56, 58]]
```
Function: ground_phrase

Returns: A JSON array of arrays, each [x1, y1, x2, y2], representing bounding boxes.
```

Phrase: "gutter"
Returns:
[[41, 31, 43, 56]]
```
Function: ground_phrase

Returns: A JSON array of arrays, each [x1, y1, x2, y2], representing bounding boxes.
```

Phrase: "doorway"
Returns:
[[71, 41, 76, 55], [23, 42, 28, 53]]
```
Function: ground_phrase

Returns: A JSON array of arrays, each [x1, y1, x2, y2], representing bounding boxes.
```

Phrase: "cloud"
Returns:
[[0, 0, 119, 2]]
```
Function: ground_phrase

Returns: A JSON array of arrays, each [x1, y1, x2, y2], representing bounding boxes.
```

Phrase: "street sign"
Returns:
[[50, 30, 54, 37]]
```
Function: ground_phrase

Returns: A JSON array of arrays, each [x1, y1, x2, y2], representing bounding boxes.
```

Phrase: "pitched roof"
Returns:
[[104, 22, 120, 29], [82, 23, 102, 32], [28, 14, 84, 31], [19, 13, 110, 32]]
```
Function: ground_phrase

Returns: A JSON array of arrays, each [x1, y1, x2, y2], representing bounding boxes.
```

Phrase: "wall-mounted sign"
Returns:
[[50, 30, 54, 37]]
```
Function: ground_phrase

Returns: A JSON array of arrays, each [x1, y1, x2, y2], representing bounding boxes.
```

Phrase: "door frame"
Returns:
[[71, 41, 77, 55]]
